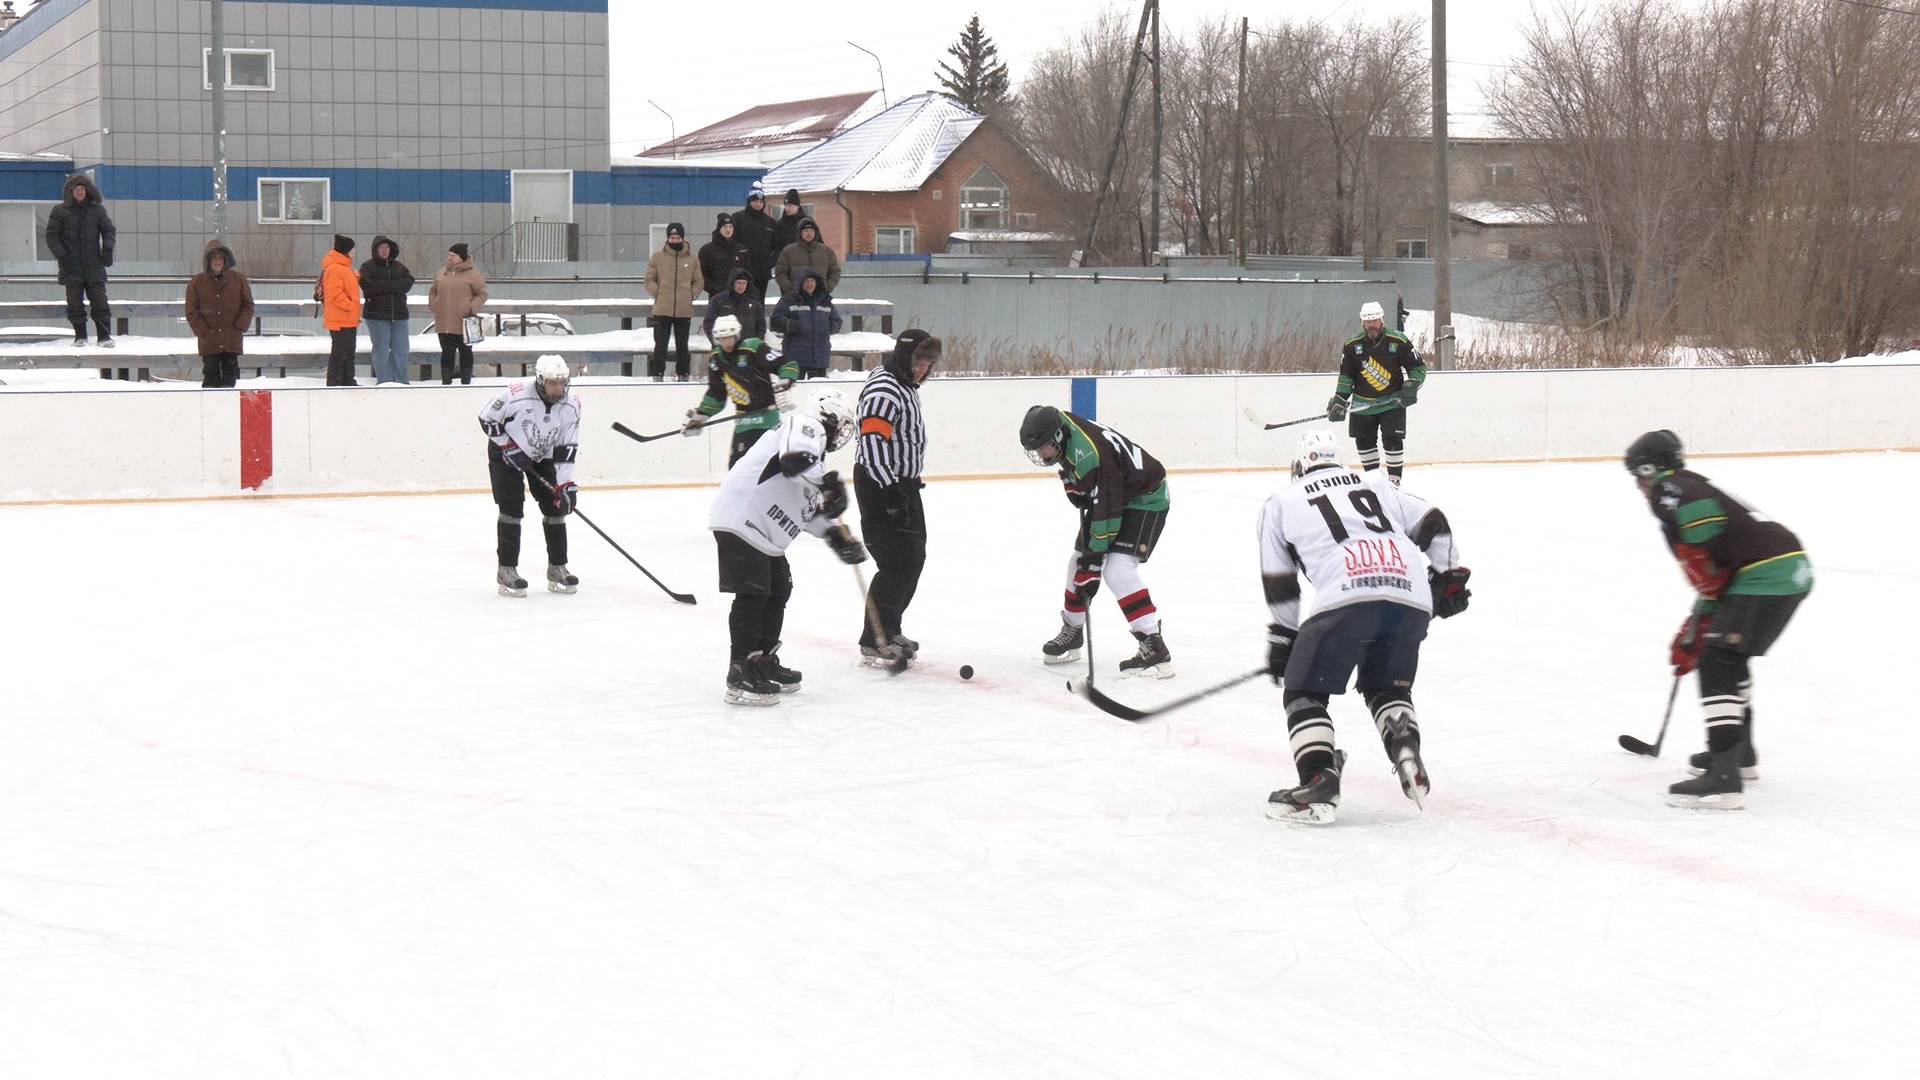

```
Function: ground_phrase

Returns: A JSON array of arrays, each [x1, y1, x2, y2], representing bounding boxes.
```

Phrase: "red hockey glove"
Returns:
[[1670, 612, 1710, 676], [1072, 553, 1104, 604]]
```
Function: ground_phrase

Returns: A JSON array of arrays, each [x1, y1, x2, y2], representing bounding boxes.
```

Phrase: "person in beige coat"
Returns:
[[429, 242, 488, 385], [643, 222, 704, 381]]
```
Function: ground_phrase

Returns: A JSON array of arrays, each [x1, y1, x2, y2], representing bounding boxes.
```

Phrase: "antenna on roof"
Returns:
[[847, 42, 888, 107]]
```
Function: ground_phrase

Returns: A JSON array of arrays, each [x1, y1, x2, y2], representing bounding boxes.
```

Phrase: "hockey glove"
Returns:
[[1429, 566, 1472, 618], [1399, 382, 1420, 407], [1072, 553, 1105, 604], [1267, 624, 1295, 684], [1671, 612, 1709, 676], [774, 379, 796, 413], [826, 526, 868, 565], [680, 409, 705, 438], [551, 482, 578, 516], [817, 471, 850, 520], [1326, 395, 1349, 422], [501, 444, 534, 472]]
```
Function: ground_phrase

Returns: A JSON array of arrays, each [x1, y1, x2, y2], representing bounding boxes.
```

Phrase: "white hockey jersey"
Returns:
[[478, 381, 582, 485], [1257, 468, 1462, 631], [708, 410, 839, 556]]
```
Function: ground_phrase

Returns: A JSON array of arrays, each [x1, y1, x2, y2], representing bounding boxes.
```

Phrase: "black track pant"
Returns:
[[488, 446, 567, 568], [66, 282, 111, 338], [854, 464, 927, 648], [201, 353, 239, 388], [439, 333, 474, 385], [1349, 407, 1408, 478], [327, 326, 358, 386], [1697, 591, 1806, 753], [650, 317, 691, 378], [715, 531, 793, 663]]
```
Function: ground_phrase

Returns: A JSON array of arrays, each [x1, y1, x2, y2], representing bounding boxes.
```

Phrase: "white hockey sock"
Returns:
[[1359, 446, 1381, 470]]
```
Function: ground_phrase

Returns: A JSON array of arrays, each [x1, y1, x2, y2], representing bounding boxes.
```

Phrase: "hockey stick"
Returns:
[[612, 414, 745, 444], [523, 469, 696, 604], [1243, 406, 1325, 432], [1083, 668, 1269, 723], [842, 523, 909, 675], [1618, 674, 1683, 756]]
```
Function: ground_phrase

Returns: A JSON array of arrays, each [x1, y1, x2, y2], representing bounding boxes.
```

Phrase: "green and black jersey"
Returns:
[[1647, 469, 1812, 608], [1057, 412, 1169, 555], [1335, 329, 1425, 416], [697, 338, 799, 434]]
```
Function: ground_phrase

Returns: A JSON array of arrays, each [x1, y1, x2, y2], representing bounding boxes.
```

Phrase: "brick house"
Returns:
[[761, 92, 1067, 257]]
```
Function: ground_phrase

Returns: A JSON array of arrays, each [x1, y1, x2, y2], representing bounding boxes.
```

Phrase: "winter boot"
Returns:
[[1041, 621, 1084, 665], [1688, 741, 1758, 781], [1266, 750, 1346, 825], [496, 566, 528, 598], [751, 649, 802, 693], [546, 564, 578, 594], [724, 661, 782, 706], [1668, 744, 1746, 809], [1118, 628, 1173, 678]]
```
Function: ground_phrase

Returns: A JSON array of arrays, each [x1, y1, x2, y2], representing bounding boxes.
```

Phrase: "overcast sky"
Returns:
[[606, 0, 1548, 154]]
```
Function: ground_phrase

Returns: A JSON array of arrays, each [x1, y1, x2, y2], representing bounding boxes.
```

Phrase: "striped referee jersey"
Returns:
[[855, 365, 926, 485]]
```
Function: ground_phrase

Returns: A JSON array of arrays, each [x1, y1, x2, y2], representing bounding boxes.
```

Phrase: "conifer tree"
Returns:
[[936, 15, 1013, 114]]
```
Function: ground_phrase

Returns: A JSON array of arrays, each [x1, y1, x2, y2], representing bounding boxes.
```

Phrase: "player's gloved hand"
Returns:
[[1399, 382, 1420, 407], [1267, 624, 1295, 684], [1671, 612, 1709, 676], [552, 482, 577, 515], [826, 527, 868, 565], [680, 409, 705, 438], [817, 470, 849, 520], [501, 444, 534, 472], [1326, 395, 1349, 422], [774, 379, 796, 413], [1430, 566, 1472, 618], [1072, 552, 1105, 604]]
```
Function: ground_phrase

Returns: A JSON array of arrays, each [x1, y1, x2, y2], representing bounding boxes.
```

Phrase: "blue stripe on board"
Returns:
[[1071, 377, 1097, 422], [88, 165, 631, 205], [0, 161, 77, 201], [233, 0, 607, 11]]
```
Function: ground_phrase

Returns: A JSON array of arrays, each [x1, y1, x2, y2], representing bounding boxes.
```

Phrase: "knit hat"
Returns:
[[449, 242, 469, 259], [748, 181, 766, 201], [785, 188, 801, 207], [716, 212, 733, 228], [333, 234, 354, 254], [666, 222, 685, 239]]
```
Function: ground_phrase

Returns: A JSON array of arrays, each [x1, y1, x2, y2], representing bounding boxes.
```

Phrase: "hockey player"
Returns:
[[1018, 404, 1174, 677], [1260, 431, 1471, 824], [1625, 430, 1813, 809], [707, 390, 868, 706], [478, 354, 581, 597], [682, 313, 799, 466], [1326, 301, 1425, 483]]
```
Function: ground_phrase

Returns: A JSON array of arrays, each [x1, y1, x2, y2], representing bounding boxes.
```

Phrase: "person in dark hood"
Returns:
[[359, 234, 416, 384], [773, 188, 805, 253], [699, 213, 751, 300], [45, 174, 118, 348], [851, 329, 942, 665], [703, 267, 767, 343], [774, 216, 841, 296], [733, 182, 780, 299], [770, 267, 842, 379], [184, 239, 255, 389]]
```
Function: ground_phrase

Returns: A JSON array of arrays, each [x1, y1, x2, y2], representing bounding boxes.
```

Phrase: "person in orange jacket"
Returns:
[[322, 234, 362, 386]]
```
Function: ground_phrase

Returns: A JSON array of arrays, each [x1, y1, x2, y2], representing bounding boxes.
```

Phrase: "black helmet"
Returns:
[[1020, 404, 1064, 465], [1624, 429, 1684, 477]]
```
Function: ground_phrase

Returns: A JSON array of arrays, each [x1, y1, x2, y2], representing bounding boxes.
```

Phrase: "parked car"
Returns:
[[416, 313, 573, 338]]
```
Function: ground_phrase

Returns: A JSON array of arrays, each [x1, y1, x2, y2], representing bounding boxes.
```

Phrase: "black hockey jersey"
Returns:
[[1057, 412, 1169, 555], [1645, 469, 1811, 600], [696, 338, 799, 435]]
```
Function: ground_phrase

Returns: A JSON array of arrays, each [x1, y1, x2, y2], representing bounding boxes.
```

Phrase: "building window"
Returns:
[[960, 165, 1009, 230], [204, 48, 275, 92], [649, 223, 669, 251], [875, 227, 915, 255], [257, 178, 329, 225], [1505, 243, 1533, 261], [1486, 163, 1516, 190], [1013, 212, 1038, 228], [1394, 227, 1429, 259]]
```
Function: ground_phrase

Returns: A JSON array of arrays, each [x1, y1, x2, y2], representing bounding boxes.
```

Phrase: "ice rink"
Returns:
[[4, 452, 1913, 1078]]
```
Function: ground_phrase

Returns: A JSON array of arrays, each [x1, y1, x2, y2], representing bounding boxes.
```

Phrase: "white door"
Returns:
[[511, 170, 572, 223], [0, 204, 41, 264]]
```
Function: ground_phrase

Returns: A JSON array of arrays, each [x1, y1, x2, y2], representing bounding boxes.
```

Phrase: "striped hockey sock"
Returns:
[[1285, 694, 1337, 779]]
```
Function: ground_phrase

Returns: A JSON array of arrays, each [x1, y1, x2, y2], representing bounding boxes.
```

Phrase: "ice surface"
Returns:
[[3, 454, 1914, 1078]]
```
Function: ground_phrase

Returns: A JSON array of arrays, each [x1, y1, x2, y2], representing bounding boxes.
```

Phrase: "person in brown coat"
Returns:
[[643, 222, 704, 381], [773, 217, 841, 296], [429, 242, 488, 385], [184, 239, 255, 388]]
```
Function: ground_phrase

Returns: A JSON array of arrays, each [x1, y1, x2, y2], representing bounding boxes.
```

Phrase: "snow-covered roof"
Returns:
[[763, 93, 986, 194], [648, 91, 885, 157], [1451, 200, 1559, 227], [612, 154, 768, 171], [0, 150, 71, 163], [949, 230, 1066, 243]]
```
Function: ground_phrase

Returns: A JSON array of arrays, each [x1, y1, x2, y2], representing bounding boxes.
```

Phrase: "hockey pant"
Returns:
[[1281, 601, 1431, 782], [1696, 591, 1805, 753], [1349, 408, 1408, 478], [728, 424, 772, 468], [1063, 506, 1166, 633], [854, 464, 926, 648], [714, 531, 793, 663], [489, 446, 568, 568]]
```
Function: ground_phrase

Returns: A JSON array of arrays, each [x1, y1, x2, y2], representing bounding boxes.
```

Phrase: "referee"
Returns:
[[854, 329, 941, 665]]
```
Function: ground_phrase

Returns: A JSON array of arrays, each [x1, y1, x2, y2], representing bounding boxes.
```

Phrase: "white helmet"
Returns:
[[810, 390, 857, 451], [1359, 301, 1386, 324], [1292, 430, 1343, 479], [533, 354, 570, 402], [711, 314, 741, 342]]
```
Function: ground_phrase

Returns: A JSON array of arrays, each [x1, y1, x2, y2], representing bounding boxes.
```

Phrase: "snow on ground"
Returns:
[[1, 453, 1912, 1077]]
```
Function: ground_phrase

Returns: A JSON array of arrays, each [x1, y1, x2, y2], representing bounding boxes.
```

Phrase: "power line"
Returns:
[[1833, 0, 1920, 14]]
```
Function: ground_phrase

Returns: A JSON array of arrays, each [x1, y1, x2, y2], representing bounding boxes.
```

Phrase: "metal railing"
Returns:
[[512, 221, 579, 264]]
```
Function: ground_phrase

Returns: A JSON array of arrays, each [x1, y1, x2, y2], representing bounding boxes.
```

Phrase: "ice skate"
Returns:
[[1688, 741, 1758, 781], [546, 564, 578, 594], [496, 565, 528, 598], [1117, 629, 1173, 678], [891, 634, 920, 659], [1669, 745, 1745, 809], [860, 640, 909, 669], [751, 650, 802, 693], [1267, 751, 1345, 825], [724, 662, 781, 706], [1041, 621, 1084, 665], [1390, 740, 1429, 810]]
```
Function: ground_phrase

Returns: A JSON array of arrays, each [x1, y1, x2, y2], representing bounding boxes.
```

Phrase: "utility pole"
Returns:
[[210, 0, 227, 243], [1149, 0, 1162, 263], [1080, 0, 1154, 265], [1430, 0, 1454, 370], [1232, 16, 1248, 266]]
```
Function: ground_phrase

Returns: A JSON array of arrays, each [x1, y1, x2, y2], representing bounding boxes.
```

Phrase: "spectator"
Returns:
[[773, 188, 805, 253], [698, 213, 751, 300], [321, 234, 361, 386], [703, 267, 767, 343], [359, 234, 415, 384], [644, 222, 703, 381], [774, 217, 841, 297], [430, 242, 488, 385], [183, 239, 254, 389], [770, 268, 841, 380], [734, 180, 779, 299], [46, 174, 117, 348]]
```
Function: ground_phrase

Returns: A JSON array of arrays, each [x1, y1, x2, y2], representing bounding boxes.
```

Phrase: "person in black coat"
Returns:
[[772, 188, 805, 253], [734, 183, 780, 299], [699, 213, 751, 300], [703, 267, 768, 343], [359, 234, 416, 384], [45, 174, 117, 347], [770, 268, 842, 379]]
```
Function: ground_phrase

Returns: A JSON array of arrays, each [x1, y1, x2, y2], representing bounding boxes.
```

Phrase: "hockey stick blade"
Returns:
[[523, 470, 696, 604], [1618, 734, 1660, 756], [1081, 668, 1268, 723], [1617, 674, 1683, 757], [611, 414, 744, 444]]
